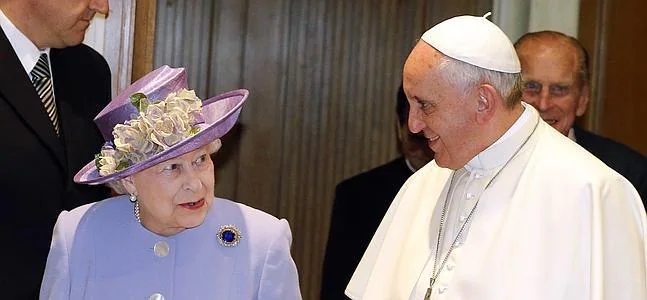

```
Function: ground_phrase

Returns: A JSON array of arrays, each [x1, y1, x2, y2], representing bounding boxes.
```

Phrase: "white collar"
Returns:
[[567, 127, 576, 142], [0, 9, 49, 76], [464, 102, 538, 172], [404, 158, 417, 173]]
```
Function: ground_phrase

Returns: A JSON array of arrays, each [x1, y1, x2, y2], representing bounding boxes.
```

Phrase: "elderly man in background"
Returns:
[[514, 30, 647, 202], [345, 14, 647, 300]]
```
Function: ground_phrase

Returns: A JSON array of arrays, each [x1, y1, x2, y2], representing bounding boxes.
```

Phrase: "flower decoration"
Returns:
[[94, 89, 204, 176]]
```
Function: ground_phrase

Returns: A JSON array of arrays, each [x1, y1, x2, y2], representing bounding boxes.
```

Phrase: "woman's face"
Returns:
[[124, 146, 215, 236]]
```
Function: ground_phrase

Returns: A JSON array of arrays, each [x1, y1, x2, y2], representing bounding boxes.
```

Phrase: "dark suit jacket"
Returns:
[[574, 126, 647, 204], [321, 157, 413, 300], [0, 27, 111, 298]]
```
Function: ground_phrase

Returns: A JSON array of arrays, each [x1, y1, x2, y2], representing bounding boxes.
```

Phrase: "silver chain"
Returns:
[[430, 172, 479, 287]]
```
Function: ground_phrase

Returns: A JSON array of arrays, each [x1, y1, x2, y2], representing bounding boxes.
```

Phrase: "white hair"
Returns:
[[106, 179, 128, 195], [437, 55, 522, 108]]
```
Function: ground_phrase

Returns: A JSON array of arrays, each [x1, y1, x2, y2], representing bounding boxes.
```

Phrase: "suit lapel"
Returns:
[[49, 48, 74, 172], [0, 27, 65, 170]]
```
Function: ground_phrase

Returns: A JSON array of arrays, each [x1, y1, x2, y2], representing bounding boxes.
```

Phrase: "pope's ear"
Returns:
[[478, 95, 488, 112], [475, 84, 498, 124]]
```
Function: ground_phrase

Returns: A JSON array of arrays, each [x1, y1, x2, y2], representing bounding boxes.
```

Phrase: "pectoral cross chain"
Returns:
[[423, 278, 434, 300]]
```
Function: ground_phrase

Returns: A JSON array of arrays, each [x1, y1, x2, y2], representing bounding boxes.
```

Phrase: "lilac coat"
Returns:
[[40, 195, 302, 299]]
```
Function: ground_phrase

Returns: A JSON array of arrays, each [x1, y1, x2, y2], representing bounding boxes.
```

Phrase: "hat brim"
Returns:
[[74, 89, 248, 185]]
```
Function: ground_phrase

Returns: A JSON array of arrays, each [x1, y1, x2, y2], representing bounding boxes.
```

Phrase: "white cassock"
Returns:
[[346, 103, 647, 300]]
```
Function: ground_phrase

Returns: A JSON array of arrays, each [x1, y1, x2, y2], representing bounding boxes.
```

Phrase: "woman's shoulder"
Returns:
[[52, 196, 129, 251], [63, 195, 129, 223], [60, 195, 117, 220]]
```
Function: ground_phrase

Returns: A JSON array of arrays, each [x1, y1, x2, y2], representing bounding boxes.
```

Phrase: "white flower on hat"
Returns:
[[113, 119, 156, 163], [97, 147, 122, 176], [95, 89, 204, 176]]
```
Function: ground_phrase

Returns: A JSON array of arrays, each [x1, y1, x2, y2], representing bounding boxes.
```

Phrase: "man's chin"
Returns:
[[434, 158, 456, 170], [553, 123, 571, 137], [541, 119, 569, 136], [61, 33, 86, 48]]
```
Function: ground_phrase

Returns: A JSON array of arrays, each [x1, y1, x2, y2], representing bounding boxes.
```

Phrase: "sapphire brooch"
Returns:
[[217, 225, 242, 247]]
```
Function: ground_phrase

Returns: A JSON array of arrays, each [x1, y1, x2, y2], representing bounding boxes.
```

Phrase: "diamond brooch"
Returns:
[[217, 225, 242, 247]]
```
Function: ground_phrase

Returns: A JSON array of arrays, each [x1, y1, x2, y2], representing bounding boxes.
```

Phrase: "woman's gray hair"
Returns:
[[437, 55, 523, 109], [106, 179, 128, 195]]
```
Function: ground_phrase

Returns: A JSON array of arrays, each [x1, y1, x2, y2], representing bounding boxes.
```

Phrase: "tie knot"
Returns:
[[31, 53, 51, 81]]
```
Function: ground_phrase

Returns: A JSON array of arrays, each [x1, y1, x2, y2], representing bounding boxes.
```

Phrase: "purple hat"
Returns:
[[74, 65, 248, 185]]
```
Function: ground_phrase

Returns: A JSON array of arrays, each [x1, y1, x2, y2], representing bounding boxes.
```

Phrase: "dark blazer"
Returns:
[[321, 157, 414, 300], [0, 27, 111, 298], [574, 126, 647, 203]]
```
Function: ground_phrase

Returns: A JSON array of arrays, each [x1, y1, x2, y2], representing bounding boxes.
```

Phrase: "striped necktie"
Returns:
[[31, 53, 60, 136]]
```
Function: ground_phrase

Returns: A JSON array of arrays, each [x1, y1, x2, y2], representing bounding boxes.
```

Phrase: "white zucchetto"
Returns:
[[420, 12, 521, 73]]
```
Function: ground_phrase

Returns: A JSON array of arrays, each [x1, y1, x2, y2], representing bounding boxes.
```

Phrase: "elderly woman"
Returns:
[[39, 66, 302, 299]]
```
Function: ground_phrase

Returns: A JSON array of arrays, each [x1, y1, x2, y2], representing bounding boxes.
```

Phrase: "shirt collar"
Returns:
[[0, 9, 49, 77], [567, 127, 576, 142], [464, 102, 539, 172], [404, 158, 416, 173]]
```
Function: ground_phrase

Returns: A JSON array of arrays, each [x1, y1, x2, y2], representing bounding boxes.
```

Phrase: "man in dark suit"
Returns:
[[0, 0, 111, 297], [514, 30, 647, 202], [320, 85, 435, 299]]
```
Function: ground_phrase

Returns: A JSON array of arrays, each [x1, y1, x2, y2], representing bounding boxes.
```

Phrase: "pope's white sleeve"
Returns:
[[591, 176, 647, 300]]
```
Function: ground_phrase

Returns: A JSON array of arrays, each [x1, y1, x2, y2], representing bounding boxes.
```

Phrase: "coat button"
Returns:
[[459, 215, 468, 223], [154, 241, 170, 257], [149, 293, 165, 300]]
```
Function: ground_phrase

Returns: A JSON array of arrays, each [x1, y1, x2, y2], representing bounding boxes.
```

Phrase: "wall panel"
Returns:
[[597, 0, 647, 155], [579, 0, 647, 155]]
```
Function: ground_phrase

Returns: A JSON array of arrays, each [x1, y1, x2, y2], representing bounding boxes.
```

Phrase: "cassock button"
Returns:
[[154, 241, 170, 257], [446, 262, 455, 271], [459, 215, 468, 223], [438, 285, 448, 294], [149, 293, 165, 300]]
